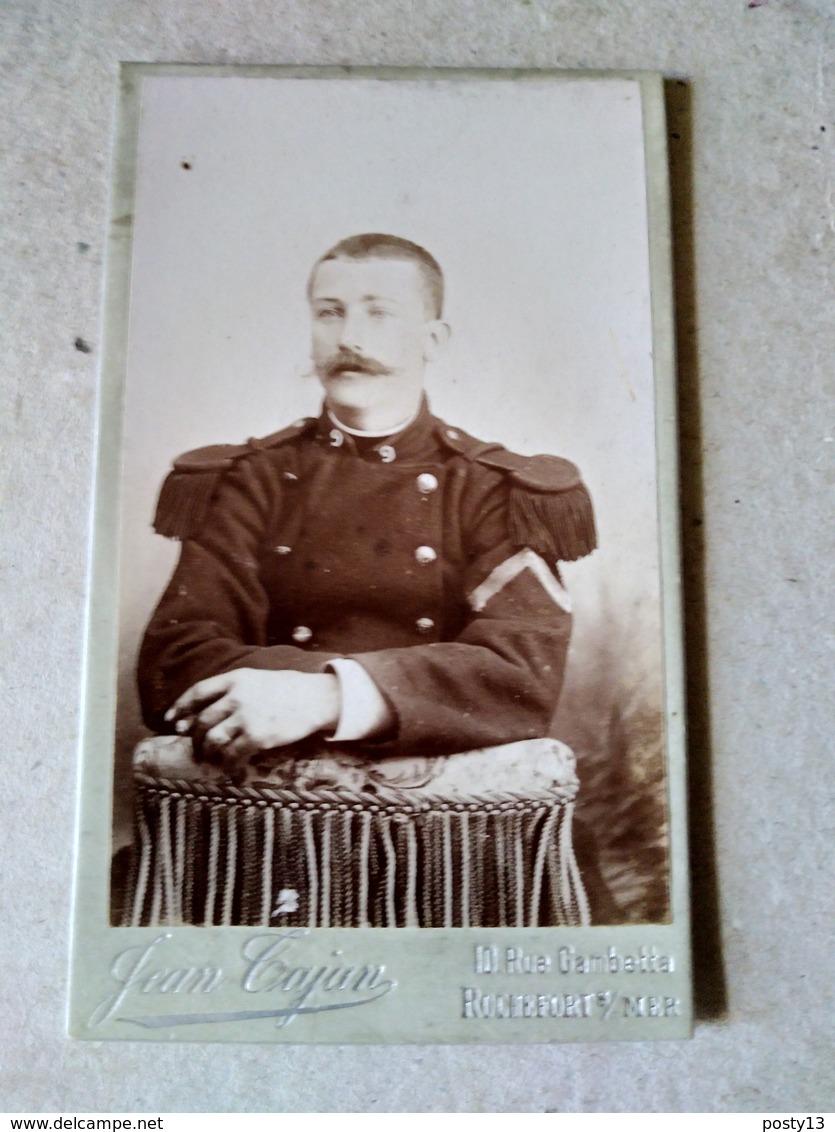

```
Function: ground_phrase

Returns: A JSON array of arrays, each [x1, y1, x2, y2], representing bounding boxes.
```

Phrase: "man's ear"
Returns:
[[423, 319, 451, 362]]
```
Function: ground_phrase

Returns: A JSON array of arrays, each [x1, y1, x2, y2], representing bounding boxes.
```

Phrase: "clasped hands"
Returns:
[[164, 668, 341, 767]]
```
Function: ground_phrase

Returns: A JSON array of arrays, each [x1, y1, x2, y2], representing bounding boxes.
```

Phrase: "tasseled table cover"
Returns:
[[119, 736, 589, 929]]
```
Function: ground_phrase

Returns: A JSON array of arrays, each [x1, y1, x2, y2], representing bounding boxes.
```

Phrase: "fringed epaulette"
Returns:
[[152, 418, 314, 540], [437, 424, 597, 562]]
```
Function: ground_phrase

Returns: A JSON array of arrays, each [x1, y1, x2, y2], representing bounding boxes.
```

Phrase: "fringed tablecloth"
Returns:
[[119, 736, 589, 929]]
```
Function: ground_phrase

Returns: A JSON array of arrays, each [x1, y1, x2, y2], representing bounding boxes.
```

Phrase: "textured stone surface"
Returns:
[[1, 0, 833, 1113]]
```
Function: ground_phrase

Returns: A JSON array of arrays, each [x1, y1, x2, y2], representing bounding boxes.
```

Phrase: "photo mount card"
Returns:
[[70, 65, 691, 1043]]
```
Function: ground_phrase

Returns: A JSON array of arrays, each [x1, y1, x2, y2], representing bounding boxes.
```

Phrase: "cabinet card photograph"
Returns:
[[71, 66, 691, 1042]]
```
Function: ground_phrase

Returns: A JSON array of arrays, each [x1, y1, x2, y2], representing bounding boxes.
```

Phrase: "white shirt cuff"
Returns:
[[325, 659, 394, 742]]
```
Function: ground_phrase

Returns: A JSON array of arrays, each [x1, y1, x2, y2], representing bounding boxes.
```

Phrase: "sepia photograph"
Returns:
[[71, 66, 689, 1041]]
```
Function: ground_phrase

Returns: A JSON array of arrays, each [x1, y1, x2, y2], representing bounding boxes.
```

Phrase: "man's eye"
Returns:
[[368, 308, 392, 319], [315, 308, 341, 320]]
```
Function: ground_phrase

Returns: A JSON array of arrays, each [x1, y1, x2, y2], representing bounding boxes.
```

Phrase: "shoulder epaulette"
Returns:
[[437, 422, 596, 562], [153, 418, 314, 540]]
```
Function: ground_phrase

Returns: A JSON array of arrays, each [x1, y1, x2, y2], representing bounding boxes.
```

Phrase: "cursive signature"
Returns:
[[88, 930, 396, 1030]]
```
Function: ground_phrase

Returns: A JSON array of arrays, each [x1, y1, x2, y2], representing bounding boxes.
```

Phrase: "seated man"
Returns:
[[138, 233, 597, 767]]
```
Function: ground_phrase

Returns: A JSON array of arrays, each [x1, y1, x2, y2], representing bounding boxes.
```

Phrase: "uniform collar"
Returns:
[[326, 405, 421, 438], [313, 396, 442, 464]]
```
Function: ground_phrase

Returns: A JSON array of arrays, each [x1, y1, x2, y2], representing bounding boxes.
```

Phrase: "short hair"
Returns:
[[309, 233, 444, 318]]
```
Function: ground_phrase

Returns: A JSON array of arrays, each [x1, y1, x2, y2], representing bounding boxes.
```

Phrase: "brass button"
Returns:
[[329, 428, 344, 447], [416, 473, 438, 494], [416, 617, 435, 633], [274, 545, 292, 555], [445, 429, 459, 440], [282, 470, 299, 481], [378, 444, 396, 463], [292, 625, 313, 644], [415, 546, 437, 565]]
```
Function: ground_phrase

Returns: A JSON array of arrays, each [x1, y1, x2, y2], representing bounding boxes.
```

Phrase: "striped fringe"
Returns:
[[121, 778, 589, 929]]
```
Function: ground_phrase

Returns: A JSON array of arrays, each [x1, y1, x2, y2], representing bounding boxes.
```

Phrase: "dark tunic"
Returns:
[[137, 400, 595, 756]]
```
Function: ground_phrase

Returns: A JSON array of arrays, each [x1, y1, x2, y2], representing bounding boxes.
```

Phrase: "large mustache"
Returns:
[[320, 349, 390, 378]]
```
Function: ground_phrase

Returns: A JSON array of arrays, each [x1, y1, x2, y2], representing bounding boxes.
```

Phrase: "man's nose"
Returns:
[[338, 311, 365, 352]]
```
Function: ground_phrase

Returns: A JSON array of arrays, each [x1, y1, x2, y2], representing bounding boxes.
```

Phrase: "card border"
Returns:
[[70, 65, 691, 1043]]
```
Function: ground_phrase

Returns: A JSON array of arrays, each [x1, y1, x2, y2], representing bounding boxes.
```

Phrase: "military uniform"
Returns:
[[138, 399, 596, 756]]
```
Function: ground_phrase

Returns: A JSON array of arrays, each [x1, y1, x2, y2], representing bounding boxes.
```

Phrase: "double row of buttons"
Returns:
[[274, 470, 440, 565], [282, 467, 441, 645], [275, 543, 436, 566], [282, 464, 438, 493], [291, 616, 435, 644]]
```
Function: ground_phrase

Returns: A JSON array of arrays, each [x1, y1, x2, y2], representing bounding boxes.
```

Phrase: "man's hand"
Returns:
[[164, 668, 341, 766]]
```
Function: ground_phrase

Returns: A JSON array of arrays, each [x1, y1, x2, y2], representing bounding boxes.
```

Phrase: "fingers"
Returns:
[[165, 670, 260, 768], [203, 717, 244, 754], [170, 695, 234, 757], [223, 732, 258, 763], [165, 673, 233, 724], [186, 696, 236, 747], [202, 717, 256, 768]]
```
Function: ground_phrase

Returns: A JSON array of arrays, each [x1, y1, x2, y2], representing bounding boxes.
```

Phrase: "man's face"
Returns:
[[309, 256, 447, 425]]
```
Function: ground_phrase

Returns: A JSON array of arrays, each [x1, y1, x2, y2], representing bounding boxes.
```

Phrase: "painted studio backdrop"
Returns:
[[113, 74, 669, 923]]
